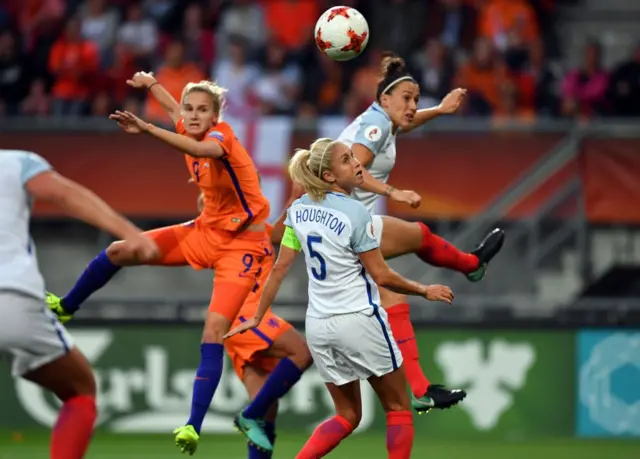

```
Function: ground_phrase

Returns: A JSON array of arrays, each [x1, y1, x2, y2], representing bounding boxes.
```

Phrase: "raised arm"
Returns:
[[109, 110, 225, 159], [400, 88, 467, 134], [127, 71, 182, 126]]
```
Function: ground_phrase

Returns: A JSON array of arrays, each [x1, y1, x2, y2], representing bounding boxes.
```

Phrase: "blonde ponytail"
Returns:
[[288, 138, 343, 202]]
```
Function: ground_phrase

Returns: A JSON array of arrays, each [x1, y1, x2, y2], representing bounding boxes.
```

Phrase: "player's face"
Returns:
[[182, 91, 219, 136], [323, 144, 363, 193], [381, 81, 420, 129]]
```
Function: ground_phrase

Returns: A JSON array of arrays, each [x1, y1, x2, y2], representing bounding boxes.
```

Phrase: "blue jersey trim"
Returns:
[[239, 315, 273, 345], [220, 158, 254, 227], [359, 267, 398, 370]]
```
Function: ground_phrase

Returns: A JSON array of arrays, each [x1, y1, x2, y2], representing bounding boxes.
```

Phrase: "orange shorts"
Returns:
[[225, 310, 293, 380], [145, 218, 274, 321]]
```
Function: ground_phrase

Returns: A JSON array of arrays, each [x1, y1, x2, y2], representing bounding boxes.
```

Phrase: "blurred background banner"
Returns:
[[576, 331, 640, 438], [0, 326, 574, 437], [4, 126, 640, 224]]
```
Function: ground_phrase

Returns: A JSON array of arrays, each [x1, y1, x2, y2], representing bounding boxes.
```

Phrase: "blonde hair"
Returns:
[[288, 138, 343, 201], [181, 80, 227, 115]]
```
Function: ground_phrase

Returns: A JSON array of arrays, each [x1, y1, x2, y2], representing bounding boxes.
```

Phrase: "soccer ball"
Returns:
[[314, 6, 369, 61]]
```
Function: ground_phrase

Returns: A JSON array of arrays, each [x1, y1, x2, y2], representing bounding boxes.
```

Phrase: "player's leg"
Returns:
[[296, 381, 361, 459], [240, 323, 313, 422], [48, 223, 193, 320], [368, 368, 414, 459], [380, 286, 467, 412], [241, 365, 279, 459], [177, 231, 271, 450], [376, 215, 504, 281], [0, 292, 97, 459]]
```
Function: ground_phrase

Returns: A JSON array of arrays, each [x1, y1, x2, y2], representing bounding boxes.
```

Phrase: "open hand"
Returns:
[[223, 316, 261, 339], [439, 88, 467, 114], [424, 285, 454, 304], [126, 71, 157, 89], [109, 110, 149, 134]]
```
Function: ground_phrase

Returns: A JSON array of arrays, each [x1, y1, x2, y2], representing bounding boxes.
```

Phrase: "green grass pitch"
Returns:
[[1, 432, 639, 458]]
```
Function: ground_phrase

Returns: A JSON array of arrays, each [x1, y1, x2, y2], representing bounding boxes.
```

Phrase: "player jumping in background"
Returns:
[[0, 149, 158, 459], [334, 55, 504, 411], [226, 138, 454, 457], [44, 73, 285, 454]]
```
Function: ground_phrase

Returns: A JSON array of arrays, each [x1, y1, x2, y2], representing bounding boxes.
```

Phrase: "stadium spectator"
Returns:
[[478, 0, 539, 52], [262, 0, 318, 51], [253, 39, 301, 115], [173, 3, 214, 72], [412, 39, 455, 109], [370, 0, 427, 56], [211, 35, 260, 118], [98, 43, 139, 106], [116, 2, 158, 67], [454, 37, 506, 115], [15, 0, 64, 52], [216, 0, 266, 59], [608, 43, 640, 117], [0, 30, 30, 116], [345, 48, 383, 114], [561, 40, 609, 118], [78, 0, 118, 62], [48, 16, 99, 116], [144, 40, 205, 123]]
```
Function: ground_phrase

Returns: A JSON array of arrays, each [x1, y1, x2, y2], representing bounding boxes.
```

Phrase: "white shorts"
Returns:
[[306, 308, 403, 386], [371, 215, 383, 245], [0, 291, 74, 377]]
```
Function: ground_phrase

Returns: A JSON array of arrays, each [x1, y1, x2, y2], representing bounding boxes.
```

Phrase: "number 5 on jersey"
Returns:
[[307, 235, 326, 280]]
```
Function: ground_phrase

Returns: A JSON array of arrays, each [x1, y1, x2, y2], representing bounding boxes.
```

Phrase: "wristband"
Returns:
[[147, 82, 159, 90]]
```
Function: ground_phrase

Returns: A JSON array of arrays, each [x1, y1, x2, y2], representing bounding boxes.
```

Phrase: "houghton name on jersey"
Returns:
[[337, 102, 397, 213], [0, 150, 51, 300], [284, 192, 381, 318]]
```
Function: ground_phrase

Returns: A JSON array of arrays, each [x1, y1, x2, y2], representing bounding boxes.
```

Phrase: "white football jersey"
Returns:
[[0, 150, 51, 300], [337, 102, 397, 213], [285, 192, 382, 318]]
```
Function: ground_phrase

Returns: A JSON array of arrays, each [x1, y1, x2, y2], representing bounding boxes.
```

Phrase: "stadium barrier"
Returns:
[[1, 326, 637, 438]]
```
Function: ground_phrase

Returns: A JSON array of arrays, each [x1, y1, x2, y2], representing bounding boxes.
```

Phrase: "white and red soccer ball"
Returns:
[[314, 6, 369, 61]]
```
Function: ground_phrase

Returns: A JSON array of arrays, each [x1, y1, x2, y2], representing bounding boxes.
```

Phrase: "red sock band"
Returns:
[[386, 304, 430, 397], [296, 415, 354, 459], [51, 395, 97, 459], [386, 411, 414, 459], [416, 222, 479, 274]]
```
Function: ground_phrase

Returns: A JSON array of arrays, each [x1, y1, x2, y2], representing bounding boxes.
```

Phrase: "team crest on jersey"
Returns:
[[366, 221, 376, 240], [364, 125, 382, 142], [208, 131, 224, 142]]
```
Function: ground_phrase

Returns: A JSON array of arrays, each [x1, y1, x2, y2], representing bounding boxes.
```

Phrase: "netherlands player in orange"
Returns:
[[44, 72, 305, 455]]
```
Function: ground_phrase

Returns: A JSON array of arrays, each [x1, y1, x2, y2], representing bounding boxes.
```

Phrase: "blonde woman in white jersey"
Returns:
[[336, 55, 505, 412], [226, 138, 453, 459], [0, 150, 157, 459]]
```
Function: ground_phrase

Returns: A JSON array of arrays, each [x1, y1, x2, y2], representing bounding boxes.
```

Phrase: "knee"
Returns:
[[105, 241, 128, 266], [202, 312, 230, 344], [289, 340, 313, 371]]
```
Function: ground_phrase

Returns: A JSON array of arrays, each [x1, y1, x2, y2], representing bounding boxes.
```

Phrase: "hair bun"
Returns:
[[380, 54, 406, 78]]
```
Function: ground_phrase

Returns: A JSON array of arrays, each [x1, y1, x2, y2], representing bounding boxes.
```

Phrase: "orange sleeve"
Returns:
[[203, 122, 234, 156]]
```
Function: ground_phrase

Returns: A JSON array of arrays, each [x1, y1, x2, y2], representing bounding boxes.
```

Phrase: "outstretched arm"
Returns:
[[400, 88, 467, 134], [109, 110, 225, 159], [127, 71, 182, 126]]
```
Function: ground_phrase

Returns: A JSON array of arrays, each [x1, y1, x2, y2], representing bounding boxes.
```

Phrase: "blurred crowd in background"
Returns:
[[1, 0, 639, 123]]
